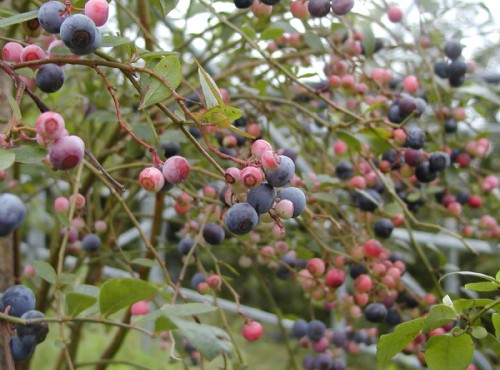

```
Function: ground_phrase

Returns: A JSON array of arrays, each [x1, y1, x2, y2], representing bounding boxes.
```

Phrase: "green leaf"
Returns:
[[155, 315, 176, 332], [0, 10, 38, 28], [492, 313, 500, 340], [0, 7, 18, 17], [161, 303, 216, 317], [10, 145, 47, 164], [65, 292, 97, 317], [0, 149, 15, 170], [471, 326, 488, 339], [151, 0, 178, 17], [361, 25, 375, 57], [130, 258, 157, 268], [425, 334, 474, 370], [457, 85, 500, 105], [241, 26, 257, 40], [139, 50, 178, 62], [377, 317, 425, 369], [99, 278, 159, 317], [423, 305, 457, 333], [32, 261, 57, 285], [101, 35, 132, 48], [139, 55, 182, 110], [337, 130, 361, 152], [197, 60, 224, 108], [7, 95, 21, 121], [313, 192, 338, 204], [170, 317, 233, 361], [441, 271, 500, 285], [303, 31, 325, 52], [496, 270, 500, 281], [464, 281, 499, 292], [261, 27, 284, 41]]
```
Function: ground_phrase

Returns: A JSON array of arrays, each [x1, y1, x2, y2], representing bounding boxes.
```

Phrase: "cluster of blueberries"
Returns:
[[29, 0, 107, 93], [0, 285, 48, 362], [434, 39, 468, 87]]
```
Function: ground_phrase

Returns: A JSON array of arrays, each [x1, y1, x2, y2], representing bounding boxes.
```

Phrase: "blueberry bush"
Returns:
[[0, 1, 499, 369]]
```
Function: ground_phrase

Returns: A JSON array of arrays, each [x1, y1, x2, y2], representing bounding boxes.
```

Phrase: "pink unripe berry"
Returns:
[[23, 264, 36, 278], [251, 0, 272, 18], [242, 320, 264, 342], [467, 195, 482, 208], [224, 167, 241, 184], [71, 217, 85, 230], [313, 337, 329, 352], [261, 150, 280, 170], [207, 274, 222, 289], [325, 268, 345, 288], [328, 75, 342, 89], [240, 166, 262, 188], [482, 175, 499, 192], [428, 327, 446, 337], [388, 7, 403, 23], [354, 274, 373, 292], [69, 193, 86, 210], [353, 292, 369, 307], [290, 1, 310, 19], [94, 220, 107, 233], [36, 111, 66, 142], [2, 42, 24, 62], [403, 75, 419, 94], [139, 167, 165, 192], [341, 74, 356, 89], [333, 140, 347, 155], [20, 45, 46, 69], [364, 239, 383, 258], [49, 135, 85, 170], [19, 76, 37, 90], [162, 155, 190, 184], [54, 196, 69, 213], [251, 139, 273, 159], [275, 199, 294, 219], [446, 201, 462, 217], [349, 176, 366, 190], [131, 300, 150, 316], [219, 88, 231, 104], [393, 128, 407, 146], [85, 0, 110, 27], [306, 258, 326, 277]]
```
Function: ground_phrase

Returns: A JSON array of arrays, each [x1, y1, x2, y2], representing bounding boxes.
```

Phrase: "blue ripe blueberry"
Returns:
[[291, 318, 308, 338], [1, 285, 35, 317], [190, 272, 205, 289], [449, 74, 465, 88], [434, 61, 450, 78], [387, 104, 403, 124], [36, 64, 65, 93], [444, 39, 462, 60], [373, 218, 394, 239], [202, 223, 225, 245], [247, 183, 276, 214], [38, 1, 68, 34], [415, 162, 438, 183], [10, 336, 36, 362], [448, 59, 467, 78], [444, 118, 458, 133], [224, 203, 259, 235], [429, 151, 450, 172], [303, 355, 316, 370], [315, 354, 334, 370], [353, 188, 382, 212], [306, 320, 326, 341], [18, 310, 49, 345], [161, 142, 181, 158], [233, 0, 253, 9], [364, 302, 388, 323], [264, 155, 295, 187], [331, 330, 347, 346], [405, 127, 426, 149], [335, 161, 353, 180], [385, 307, 402, 326], [0, 193, 27, 237], [279, 187, 306, 217], [178, 238, 196, 256], [82, 233, 101, 252], [331, 359, 346, 370], [331, 0, 354, 16], [308, 0, 331, 18], [60, 14, 101, 55]]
